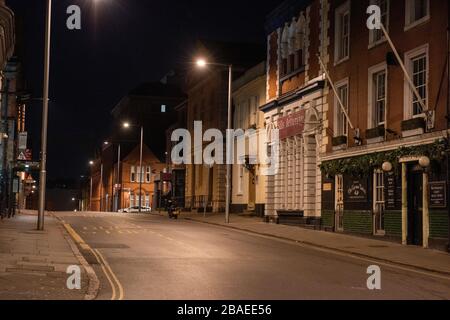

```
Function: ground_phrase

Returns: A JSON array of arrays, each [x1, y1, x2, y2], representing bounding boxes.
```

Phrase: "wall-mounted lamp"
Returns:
[[382, 161, 393, 172]]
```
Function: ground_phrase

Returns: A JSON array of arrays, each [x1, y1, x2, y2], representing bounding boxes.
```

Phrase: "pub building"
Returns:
[[262, 0, 449, 250]]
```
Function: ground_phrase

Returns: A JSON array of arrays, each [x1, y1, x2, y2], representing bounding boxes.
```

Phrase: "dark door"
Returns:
[[407, 166, 423, 246]]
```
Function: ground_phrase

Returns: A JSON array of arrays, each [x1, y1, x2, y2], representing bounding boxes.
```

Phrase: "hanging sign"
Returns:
[[278, 110, 306, 140]]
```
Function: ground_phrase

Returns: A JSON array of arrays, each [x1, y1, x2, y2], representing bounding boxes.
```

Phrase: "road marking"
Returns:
[[90, 248, 117, 300], [94, 249, 125, 301], [63, 223, 125, 300]]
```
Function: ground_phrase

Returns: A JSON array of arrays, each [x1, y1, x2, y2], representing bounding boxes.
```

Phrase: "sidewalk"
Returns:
[[0, 211, 93, 300], [173, 212, 450, 276]]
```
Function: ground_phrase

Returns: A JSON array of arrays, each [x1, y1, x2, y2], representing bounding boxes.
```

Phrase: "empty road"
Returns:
[[57, 212, 450, 300]]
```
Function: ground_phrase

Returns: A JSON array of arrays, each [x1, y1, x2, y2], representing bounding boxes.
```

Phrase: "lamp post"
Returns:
[[89, 161, 94, 211], [37, 0, 52, 231], [196, 58, 233, 224], [124, 122, 144, 213]]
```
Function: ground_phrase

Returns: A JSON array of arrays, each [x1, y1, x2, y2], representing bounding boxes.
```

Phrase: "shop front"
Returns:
[[320, 141, 449, 250]]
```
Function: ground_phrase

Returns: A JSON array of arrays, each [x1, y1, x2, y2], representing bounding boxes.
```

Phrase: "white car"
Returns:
[[120, 206, 151, 213]]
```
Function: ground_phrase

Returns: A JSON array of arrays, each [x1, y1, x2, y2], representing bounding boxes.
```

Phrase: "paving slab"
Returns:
[[0, 213, 91, 300]]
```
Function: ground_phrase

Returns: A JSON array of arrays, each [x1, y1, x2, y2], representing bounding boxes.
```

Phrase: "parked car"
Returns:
[[119, 206, 151, 213]]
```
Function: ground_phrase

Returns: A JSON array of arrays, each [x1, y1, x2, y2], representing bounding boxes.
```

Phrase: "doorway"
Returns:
[[407, 165, 423, 246]]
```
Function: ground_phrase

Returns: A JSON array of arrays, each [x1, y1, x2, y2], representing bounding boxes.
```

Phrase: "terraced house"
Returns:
[[262, 0, 450, 251]]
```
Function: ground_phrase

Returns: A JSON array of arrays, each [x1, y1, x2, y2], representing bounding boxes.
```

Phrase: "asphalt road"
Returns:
[[57, 212, 450, 300]]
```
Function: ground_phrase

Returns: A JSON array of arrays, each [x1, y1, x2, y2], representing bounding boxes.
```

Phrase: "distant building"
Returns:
[[184, 40, 265, 213], [111, 81, 186, 161], [89, 143, 166, 212], [231, 61, 267, 217], [166, 99, 188, 208]]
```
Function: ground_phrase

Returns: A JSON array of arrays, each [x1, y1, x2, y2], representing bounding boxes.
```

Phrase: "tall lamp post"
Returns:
[[89, 161, 94, 211], [196, 58, 232, 224], [124, 122, 144, 213], [37, 0, 52, 230]]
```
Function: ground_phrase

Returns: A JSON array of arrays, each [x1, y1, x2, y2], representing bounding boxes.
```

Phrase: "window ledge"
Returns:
[[368, 38, 387, 50], [404, 16, 430, 32], [279, 66, 306, 83], [334, 56, 350, 67]]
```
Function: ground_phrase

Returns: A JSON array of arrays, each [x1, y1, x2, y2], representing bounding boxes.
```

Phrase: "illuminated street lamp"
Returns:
[[123, 122, 144, 213], [38, 0, 106, 230], [195, 58, 233, 224]]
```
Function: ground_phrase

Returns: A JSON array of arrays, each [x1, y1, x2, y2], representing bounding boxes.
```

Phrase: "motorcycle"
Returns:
[[167, 200, 180, 220]]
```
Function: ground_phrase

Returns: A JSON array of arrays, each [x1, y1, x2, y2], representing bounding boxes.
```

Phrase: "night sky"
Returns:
[[6, 0, 284, 181]]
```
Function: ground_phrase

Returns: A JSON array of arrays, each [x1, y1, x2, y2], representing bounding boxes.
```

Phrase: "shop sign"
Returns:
[[278, 110, 306, 140], [344, 178, 368, 203], [429, 181, 447, 208], [385, 172, 399, 210]]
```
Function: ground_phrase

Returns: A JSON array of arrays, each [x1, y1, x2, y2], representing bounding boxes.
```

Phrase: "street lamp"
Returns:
[[37, 0, 106, 230], [123, 122, 144, 213], [89, 161, 94, 211], [37, 0, 53, 231], [195, 58, 233, 224]]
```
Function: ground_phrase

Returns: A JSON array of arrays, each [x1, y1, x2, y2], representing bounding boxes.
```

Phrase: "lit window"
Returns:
[[161, 105, 166, 113]]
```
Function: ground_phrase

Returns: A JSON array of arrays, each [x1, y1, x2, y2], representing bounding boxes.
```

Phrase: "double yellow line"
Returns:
[[63, 223, 125, 300]]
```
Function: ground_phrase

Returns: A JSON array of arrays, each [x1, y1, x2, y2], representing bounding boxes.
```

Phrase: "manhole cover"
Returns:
[[90, 243, 130, 249]]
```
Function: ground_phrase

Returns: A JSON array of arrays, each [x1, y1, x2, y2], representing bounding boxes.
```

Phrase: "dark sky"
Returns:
[[6, 0, 284, 181]]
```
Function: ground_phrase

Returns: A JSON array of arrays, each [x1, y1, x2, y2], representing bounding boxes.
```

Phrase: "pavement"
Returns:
[[0, 211, 95, 300], [170, 212, 450, 276], [57, 211, 450, 300]]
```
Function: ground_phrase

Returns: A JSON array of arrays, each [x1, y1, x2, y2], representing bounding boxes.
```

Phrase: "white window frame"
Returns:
[[403, 44, 429, 120], [130, 166, 136, 183], [237, 165, 244, 196], [373, 169, 386, 235], [405, 0, 430, 31], [130, 193, 135, 207], [369, 0, 389, 47], [334, 0, 351, 65], [368, 63, 388, 129], [146, 166, 152, 184], [334, 78, 349, 138]]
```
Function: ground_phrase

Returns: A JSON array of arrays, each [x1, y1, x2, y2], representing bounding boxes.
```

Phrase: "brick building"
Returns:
[[262, 0, 449, 250], [184, 40, 265, 212], [89, 143, 165, 212]]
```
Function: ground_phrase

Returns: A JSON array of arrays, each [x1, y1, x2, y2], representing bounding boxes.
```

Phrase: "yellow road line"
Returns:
[[95, 249, 125, 300], [62, 223, 124, 300], [90, 248, 117, 300]]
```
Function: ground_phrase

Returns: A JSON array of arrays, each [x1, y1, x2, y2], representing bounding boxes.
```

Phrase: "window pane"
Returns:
[[411, 54, 427, 115]]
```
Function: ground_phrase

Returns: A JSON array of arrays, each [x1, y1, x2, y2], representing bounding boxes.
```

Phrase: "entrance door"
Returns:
[[407, 166, 423, 246]]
